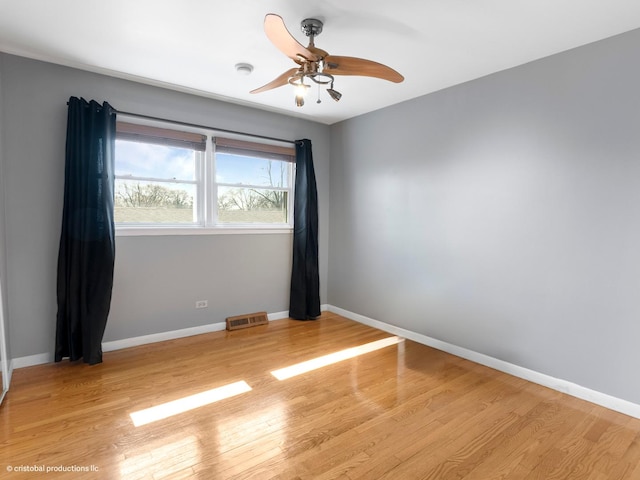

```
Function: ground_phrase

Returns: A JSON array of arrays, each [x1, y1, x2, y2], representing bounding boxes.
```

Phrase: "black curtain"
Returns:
[[55, 97, 116, 365], [289, 139, 321, 320]]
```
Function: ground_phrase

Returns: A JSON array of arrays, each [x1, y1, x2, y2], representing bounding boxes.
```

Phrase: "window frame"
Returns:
[[114, 116, 295, 236]]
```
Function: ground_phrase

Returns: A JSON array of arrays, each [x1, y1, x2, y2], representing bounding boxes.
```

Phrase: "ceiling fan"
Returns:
[[251, 14, 404, 107]]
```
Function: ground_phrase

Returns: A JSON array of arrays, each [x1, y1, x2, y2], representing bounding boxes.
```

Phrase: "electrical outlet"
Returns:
[[195, 300, 208, 309]]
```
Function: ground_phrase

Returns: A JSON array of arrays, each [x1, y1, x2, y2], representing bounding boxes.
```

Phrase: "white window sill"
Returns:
[[116, 226, 293, 237]]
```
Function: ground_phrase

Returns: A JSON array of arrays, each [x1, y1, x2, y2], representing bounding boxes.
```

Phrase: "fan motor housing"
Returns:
[[301, 18, 323, 37]]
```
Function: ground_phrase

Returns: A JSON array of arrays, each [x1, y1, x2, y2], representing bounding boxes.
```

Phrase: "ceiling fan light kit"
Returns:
[[251, 14, 404, 107]]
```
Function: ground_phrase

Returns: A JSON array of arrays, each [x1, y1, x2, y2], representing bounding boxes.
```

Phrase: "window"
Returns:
[[215, 138, 293, 225], [114, 119, 295, 233]]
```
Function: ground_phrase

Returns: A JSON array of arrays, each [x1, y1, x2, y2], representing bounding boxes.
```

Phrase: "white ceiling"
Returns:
[[1, 0, 639, 125]]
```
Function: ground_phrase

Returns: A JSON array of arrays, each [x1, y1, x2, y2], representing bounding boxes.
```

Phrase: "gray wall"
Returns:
[[0, 54, 330, 358], [0, 55, 11, 362], [328, 29, 640, 404]]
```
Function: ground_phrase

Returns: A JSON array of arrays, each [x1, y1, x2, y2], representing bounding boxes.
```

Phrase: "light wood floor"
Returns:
[[1, 313, 639, 479]]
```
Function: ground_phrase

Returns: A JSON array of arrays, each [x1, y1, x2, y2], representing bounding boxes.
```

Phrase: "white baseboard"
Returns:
[[327, 305, 640, 419], [106, 308, 315, 351], [9, 306, 331, 370], [102, 322, 227, 352], [11, 325, 235, 369], [12, 352, 52, 369], [267, 310, 290, 321], [16, 303, 635, 420]]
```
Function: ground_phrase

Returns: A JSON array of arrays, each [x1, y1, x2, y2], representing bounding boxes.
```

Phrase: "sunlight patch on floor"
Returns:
[[271, 336, 404, 380], [129, 380, 252, 427]]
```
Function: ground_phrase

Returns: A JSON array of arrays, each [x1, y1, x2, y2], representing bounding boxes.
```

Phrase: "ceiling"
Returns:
[[1, 1, 639, 125]]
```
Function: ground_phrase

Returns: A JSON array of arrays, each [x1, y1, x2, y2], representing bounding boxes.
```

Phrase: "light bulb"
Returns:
[[295, 82, 309, 98], [293, 80, 309, 107]]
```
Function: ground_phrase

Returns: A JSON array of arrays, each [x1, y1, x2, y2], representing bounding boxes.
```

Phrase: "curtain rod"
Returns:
[[115, 110, 297, 146]]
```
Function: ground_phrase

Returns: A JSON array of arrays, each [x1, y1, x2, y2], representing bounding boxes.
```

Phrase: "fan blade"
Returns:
[[324, 56, 404, 83], [308, 45, 329, 60], [264, 14, 318, 62], [250, 68, 299, 94]]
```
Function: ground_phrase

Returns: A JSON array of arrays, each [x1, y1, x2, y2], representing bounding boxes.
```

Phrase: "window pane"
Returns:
[[115, 179, 196, 224], [116, 139, 197, 181], [216, 153, 290, 188], [217, 187, 288, 224]]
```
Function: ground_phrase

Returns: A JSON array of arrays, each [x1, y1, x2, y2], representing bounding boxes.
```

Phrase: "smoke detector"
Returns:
[[235, 63, 254, 75]]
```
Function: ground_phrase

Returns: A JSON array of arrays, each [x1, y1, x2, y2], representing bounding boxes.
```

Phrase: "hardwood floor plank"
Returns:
[[1, 313, 639, 479]]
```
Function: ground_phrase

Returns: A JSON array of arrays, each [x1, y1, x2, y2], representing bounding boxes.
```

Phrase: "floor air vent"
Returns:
[[226, 311, 269, 331]]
